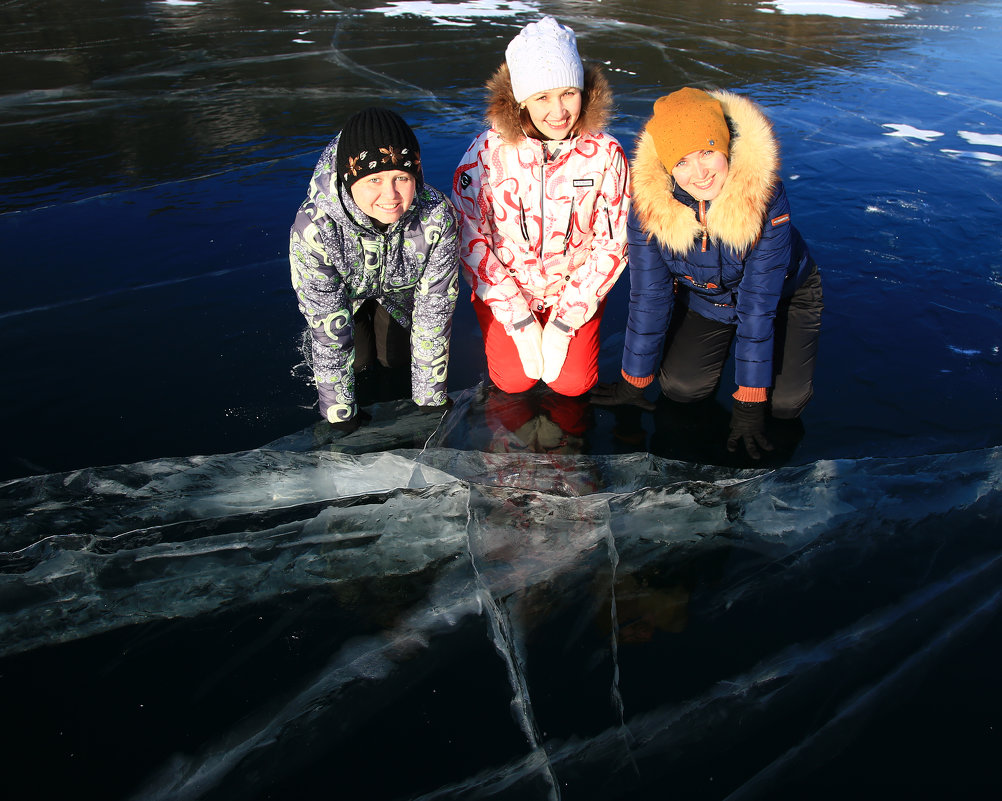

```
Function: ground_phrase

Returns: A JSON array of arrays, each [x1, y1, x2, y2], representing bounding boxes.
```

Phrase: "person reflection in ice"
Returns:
[[289, 108, 459, 433], [451, 17, 630, 402], [592, 88, 823, 460], [484, 386, 590, 456], [468, 384, 602, 497]]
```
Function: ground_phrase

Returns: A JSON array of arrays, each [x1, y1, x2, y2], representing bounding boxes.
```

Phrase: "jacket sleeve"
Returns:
[[734, 182, 792, 389], [621, 205, 674, 384], [409, 198, 460, 407], [553, 139, 631, 330], [289, 201, 357, 423], [451, 135, 535, 331]]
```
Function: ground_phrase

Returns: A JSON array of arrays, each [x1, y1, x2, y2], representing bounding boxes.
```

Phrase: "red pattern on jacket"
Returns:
[[451, 65, 630, 333]]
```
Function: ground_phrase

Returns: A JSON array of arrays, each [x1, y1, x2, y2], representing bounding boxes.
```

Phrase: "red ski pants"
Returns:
[[472, 294, 604, 397]]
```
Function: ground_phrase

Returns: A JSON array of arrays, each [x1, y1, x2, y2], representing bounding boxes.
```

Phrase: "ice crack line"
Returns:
[[604, 518, 640, 779], [462, 500, 562, 801]]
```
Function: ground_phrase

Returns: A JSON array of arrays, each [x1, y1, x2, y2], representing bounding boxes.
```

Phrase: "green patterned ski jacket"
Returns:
[[289, 135, 460, 423]]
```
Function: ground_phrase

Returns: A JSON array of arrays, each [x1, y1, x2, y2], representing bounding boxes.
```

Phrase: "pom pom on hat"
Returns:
[[336, 107, 422, 189], [646, 88, 730, 171], [505, 16, 584, 104]]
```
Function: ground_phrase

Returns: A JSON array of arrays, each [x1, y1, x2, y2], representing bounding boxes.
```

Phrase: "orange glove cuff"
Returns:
[[622, 371, 655, 388], [733, 386, 768, 403]]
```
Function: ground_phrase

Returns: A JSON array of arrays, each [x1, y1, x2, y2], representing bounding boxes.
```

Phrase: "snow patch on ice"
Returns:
[[370, 1, 537, 25], [761, 1, 908, 19], [959, 131, 1002, 148], [158, 0, 200, 6], [882, 123, 943, 141], [940, 149, 1002, 163]]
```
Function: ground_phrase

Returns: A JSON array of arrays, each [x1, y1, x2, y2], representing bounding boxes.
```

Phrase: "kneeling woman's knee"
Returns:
[[490, 370, 539, 395], [659, 370, 717, 404], [771, 385, 813, 419], [545, 373, 594, 398]]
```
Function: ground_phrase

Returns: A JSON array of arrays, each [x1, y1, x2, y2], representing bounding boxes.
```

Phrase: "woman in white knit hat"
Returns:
[[452, 16, 630, 399]]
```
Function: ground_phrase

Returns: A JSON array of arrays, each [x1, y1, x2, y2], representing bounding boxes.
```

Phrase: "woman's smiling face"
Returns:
[[349, 169, 416, 225], [671, 149, 729, 201], [523, 86, 582, 140]]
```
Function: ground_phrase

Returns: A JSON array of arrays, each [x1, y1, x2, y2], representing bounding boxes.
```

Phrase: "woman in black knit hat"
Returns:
[[289, 107, 459, 431]]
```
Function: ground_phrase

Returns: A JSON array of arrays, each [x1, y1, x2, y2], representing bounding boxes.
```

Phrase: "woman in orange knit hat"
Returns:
[[592, 87, 823, 458]]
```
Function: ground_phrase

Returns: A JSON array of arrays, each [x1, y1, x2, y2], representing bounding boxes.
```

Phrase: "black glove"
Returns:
[[330, 408, 371, 434], [589, 381, 656, 411], [727, 401, 773, 459], [415, 397, 454, 414]]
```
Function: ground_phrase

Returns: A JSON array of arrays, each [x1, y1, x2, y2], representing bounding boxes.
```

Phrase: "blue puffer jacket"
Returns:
[[623, 90, 815, 390]]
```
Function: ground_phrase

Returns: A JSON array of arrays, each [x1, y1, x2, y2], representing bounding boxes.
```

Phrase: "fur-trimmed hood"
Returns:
[[631, 90, 780, 254], [484, 62, 614, 144]]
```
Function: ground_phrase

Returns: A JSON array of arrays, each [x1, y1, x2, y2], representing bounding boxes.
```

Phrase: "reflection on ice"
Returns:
[[2, 386, 1001, 798]]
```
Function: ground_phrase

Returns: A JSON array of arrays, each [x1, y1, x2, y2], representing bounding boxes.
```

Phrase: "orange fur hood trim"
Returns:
[[484, 62, 614, 144], [630, 89, 780, 254]]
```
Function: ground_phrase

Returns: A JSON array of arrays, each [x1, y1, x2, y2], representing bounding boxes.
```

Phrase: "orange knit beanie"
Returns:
[[645, 87, 730, 170]]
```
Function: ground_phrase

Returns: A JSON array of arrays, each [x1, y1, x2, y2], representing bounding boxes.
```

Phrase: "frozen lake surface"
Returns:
[[1, 1, 1001, 799]]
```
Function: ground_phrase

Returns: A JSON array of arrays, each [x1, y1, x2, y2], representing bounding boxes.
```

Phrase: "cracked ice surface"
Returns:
[[3, 389, 1001, 799]]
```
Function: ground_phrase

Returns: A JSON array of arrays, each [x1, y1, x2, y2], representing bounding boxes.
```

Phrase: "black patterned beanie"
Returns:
[[336, 107, 422, 189]]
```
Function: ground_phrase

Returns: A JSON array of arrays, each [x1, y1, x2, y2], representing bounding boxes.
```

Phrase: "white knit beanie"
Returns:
[[505, 16, 584, 104]]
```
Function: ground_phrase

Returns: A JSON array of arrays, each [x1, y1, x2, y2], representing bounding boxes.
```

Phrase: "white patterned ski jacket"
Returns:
[[290, 135, 459, 423], [451, 64, 629, 333]]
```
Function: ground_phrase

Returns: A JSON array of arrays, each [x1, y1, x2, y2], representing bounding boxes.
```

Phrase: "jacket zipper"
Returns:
[[539, 143, 549, 263], [382, 237, 388, 290], [685, 200, 729, 302], [698, 200, 709, 252]]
